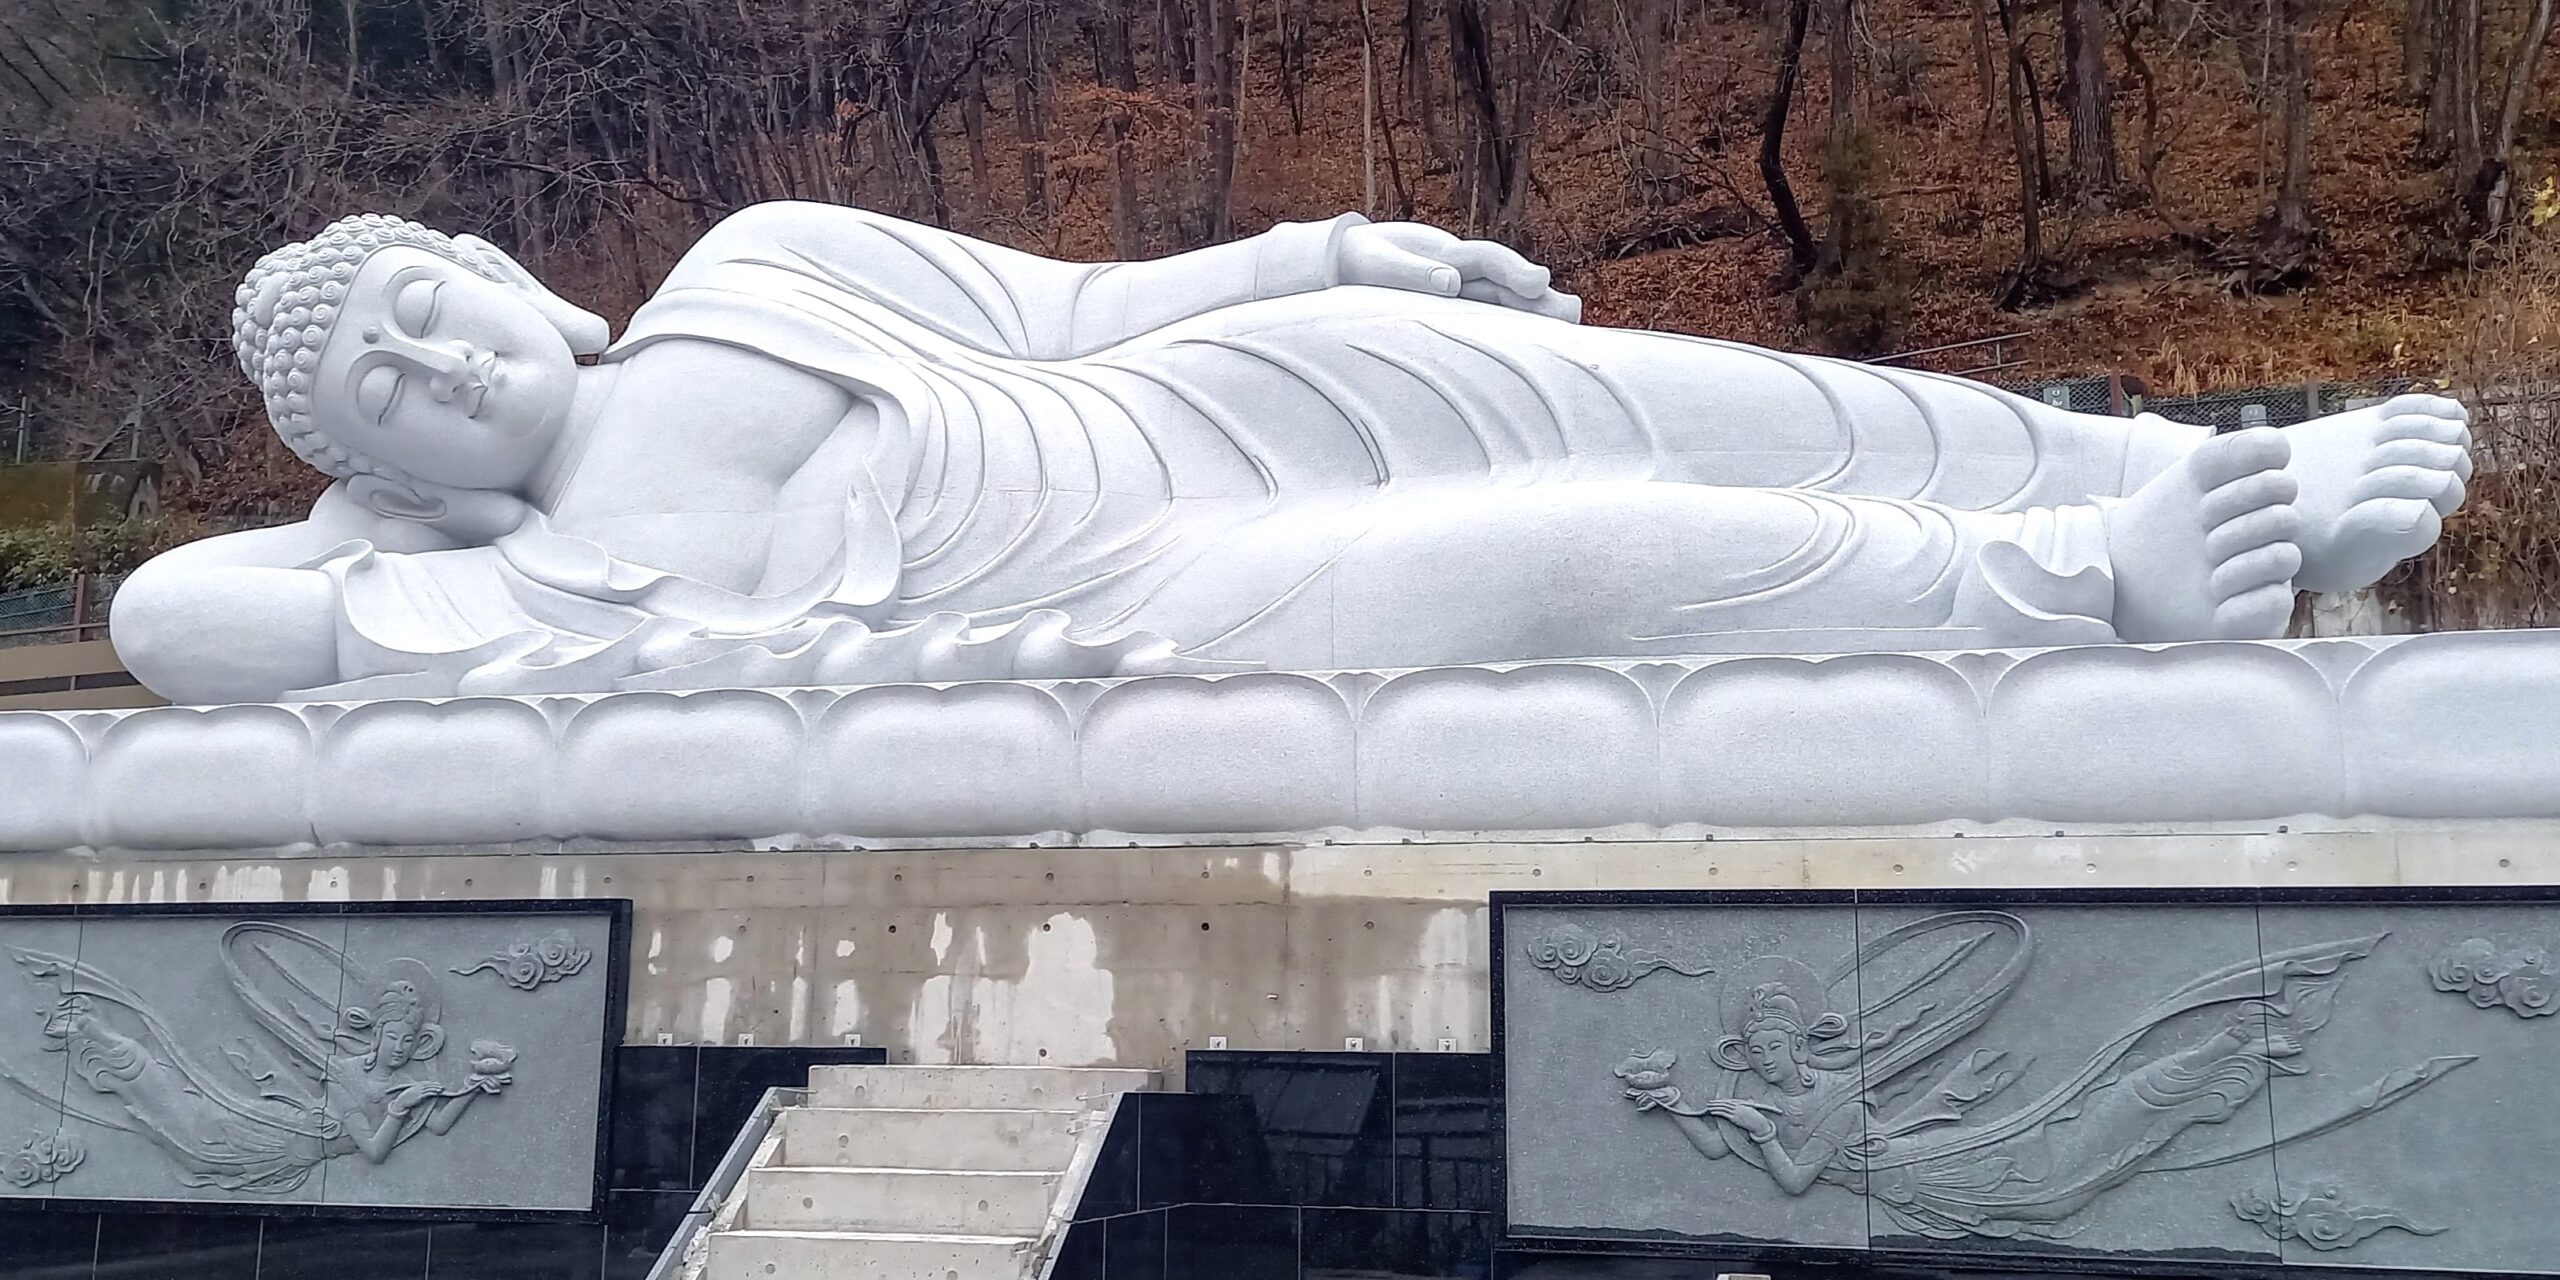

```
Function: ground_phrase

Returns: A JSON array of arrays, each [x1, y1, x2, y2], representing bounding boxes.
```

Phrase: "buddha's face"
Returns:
[[311, 245, 577, 492]]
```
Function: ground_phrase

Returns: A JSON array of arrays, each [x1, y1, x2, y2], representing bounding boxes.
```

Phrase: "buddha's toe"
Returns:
[[2105, 427, 2301, 643], [2324, 495, 2443, 587], [2209, 541, 2304, 638], [2367, 407, 2473, 517]]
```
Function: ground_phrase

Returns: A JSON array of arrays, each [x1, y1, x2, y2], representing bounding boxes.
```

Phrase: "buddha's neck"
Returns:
[[524, 363, 620, 512]]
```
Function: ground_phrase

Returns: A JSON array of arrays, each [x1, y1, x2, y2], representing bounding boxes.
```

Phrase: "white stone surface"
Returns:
[[111, 203, 2471, 705], [705, 1064, 1152, 1280], [10, 630, 2560, 852]]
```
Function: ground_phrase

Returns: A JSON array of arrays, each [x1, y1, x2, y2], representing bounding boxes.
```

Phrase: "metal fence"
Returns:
[[1992, 375, 2439, 430], [0, 573, 124, 648]]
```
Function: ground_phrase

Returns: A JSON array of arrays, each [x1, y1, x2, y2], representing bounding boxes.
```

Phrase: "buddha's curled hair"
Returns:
[[231, 213, 509, 485]]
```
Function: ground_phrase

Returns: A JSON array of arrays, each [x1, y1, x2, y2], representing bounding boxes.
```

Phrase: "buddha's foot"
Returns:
[[2105, 427, 2304, 643], [2282, 393, 2473, 593]]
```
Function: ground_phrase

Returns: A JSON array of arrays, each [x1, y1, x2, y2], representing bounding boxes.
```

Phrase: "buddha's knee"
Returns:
[[111, 562, 341, 704]]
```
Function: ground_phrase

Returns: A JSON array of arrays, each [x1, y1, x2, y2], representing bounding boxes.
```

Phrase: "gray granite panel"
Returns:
[[1504, 905, 1868, 1249], [0, 908, 611, 1213], [29, 914, 344, 1207], [2252, 903, 2559, 1273], [322, 913, 613, 1212], [1852, 904, 2280, 1265], [0, 917, 85, 1204]]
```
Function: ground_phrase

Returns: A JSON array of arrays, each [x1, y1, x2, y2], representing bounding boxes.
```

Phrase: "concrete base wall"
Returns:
[[2, 825, 2549, 1073]]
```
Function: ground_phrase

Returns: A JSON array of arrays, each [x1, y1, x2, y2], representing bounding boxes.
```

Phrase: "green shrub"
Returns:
[[0, 518, 171, 593]]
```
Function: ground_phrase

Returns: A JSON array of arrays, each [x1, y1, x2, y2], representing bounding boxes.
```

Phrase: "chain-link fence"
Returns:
[[1990, 375, 2443, 430], [0, 572, 124, 648]]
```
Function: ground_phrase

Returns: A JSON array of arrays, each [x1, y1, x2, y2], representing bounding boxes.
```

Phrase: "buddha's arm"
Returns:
[[682, 201, 1361, 360], [111, 483, 460, 704]]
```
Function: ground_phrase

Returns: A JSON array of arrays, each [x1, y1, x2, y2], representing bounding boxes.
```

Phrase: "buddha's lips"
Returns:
[[465, 353, 498, 418]]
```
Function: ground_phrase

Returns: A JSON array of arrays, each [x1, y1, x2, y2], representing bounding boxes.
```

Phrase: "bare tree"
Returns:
[[1761, 0, 1821, 279], [2061, 0, 2120, 199]]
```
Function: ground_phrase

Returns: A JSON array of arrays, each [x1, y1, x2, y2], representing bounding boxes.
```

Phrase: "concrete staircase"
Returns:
[[702, 1065, 1153, 1280]]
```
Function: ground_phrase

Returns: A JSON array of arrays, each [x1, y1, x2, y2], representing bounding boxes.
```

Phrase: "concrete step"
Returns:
[[777, 1107, 1083, 1173], [808, 1064, 1154, 1112], [705, 1228, 1034, 1280], [742, 1166, 1062, 1235]]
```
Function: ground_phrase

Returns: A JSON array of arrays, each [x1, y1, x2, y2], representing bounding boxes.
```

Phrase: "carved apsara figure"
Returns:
[[112, 204, 2472, 702], [1615, 914, 2473, 1242], [0, 923, 520, 1194]]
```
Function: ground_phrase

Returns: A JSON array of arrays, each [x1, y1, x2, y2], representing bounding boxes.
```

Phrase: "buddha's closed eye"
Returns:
[[358, 364, 405, 424], [394, 278, 441, 336]]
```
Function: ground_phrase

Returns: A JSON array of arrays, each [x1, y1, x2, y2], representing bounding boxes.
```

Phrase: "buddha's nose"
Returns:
[[425, 346, 491, 402]]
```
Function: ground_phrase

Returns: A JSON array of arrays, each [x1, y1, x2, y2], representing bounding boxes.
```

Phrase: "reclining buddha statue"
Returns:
[[112, 202, 2473, 703]]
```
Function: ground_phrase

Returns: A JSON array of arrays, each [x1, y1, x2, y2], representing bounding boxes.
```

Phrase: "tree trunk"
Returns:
[[1404, 0, 1449, 164], [1089, 2, 1147, 255], [2471, 0, 2556, 235], [1762, 0, 1821, 279], [1995, 0, 2045, 302], [2404, 0, 2440, 99], [1826, 0, 1854, 152], [1965, 0, 1999, 140], [2118, 5, 2165, 191], [2428, 0, 2482, 169], [1012, 4, 1052, 215], [1161, 0, 1197, 82], [1630, 0, 1679, 203], [961, 60, 991, 214], [2061, 0, 2119, 198], [2262, 0, 2315, 271], [1194, 0, 1242, 244], [1280, 0, 1314, 133], [1447, 0, 1506, 229]]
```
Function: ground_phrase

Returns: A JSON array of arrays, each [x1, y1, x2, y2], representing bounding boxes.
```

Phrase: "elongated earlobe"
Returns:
[[347, 474, 445, 523]]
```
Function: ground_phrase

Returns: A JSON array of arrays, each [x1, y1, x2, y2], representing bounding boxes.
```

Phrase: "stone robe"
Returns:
[[308, 203, 2205, 698]]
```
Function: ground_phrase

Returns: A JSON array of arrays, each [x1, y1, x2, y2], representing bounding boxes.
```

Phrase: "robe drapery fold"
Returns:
[[302, 203, 2203, 697]]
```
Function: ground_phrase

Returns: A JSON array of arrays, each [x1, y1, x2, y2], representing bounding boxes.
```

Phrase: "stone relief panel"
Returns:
[[1502, 897, 2536, 1272], [2254, 903, 2559, 1272], [1847, 904, 2286, 1264], [0, 908, 615, 1213], [1506, 906, 1871, 1250]]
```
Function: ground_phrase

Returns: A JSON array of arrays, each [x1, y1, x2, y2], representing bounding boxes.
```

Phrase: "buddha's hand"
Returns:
[[1334, 222, 1582, 322]]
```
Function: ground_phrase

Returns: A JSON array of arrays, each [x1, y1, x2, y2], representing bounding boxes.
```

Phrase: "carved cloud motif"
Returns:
[[2232, 1184, 2447, 1251], [1, 1131, 82, 1188], [2428, 937, 2560, 1018], [451, 929, 593, 991], [1525, 927, 1710, 991]]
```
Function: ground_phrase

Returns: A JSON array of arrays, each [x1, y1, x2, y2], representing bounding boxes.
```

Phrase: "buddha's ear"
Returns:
[[347, 474, 445, 524], [455, 233, 612, 356]]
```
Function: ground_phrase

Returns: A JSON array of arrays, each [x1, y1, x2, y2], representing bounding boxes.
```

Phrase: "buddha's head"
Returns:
[[232, 214, 610, 516]]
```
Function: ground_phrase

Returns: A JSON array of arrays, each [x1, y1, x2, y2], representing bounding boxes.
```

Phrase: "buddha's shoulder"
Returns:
[[599, 340, 860, 435], [608, 337, 854, 405]]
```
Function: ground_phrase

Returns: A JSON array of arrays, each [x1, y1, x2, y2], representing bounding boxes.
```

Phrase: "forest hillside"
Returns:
[[4, 0, 2560, 616]]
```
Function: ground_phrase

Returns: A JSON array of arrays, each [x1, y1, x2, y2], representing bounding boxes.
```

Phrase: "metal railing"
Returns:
[[645, 1085, 806, 1280], [1866, 332, 2028, 378], [0, 573, 122, 649]]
